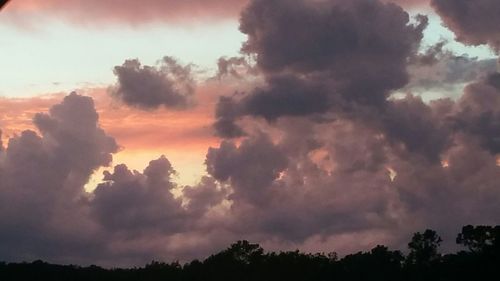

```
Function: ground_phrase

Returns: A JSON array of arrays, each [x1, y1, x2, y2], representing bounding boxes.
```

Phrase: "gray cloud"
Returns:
[[206, 133, 288, 205], [91, 157, 185, 234], [0, 93, 118, 264], [215, 56, 257, 80], [183, 176, 228, 217], [205, 0, 500, 253], [0, 93, 228, 266], [453, 73, 500, 154], [214, 0, 429, 144], [213, 96, 247, 138], [111, 56, 195, 110], [431, 0, 500, 52]]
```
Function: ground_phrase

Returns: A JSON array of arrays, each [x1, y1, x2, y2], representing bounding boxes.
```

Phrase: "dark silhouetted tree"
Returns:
[[407, 229, 442, 266], [456, 225, 500, 253], [2, 226, 500, 281]]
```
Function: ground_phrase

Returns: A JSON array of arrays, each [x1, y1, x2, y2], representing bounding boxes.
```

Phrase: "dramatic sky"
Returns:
[[0, 0, 499, 266]]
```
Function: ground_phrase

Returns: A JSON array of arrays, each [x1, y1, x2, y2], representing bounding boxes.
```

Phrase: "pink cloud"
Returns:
[[4, 0, 248, 25], [2, 0, 431, 26]]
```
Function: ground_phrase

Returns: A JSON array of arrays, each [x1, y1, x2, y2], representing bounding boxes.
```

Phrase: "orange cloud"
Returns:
[[0, 93, 64, 140], [0, 81, 236, 184]]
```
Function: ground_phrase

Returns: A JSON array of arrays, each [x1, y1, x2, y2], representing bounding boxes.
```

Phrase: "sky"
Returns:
[[0, 0, 500, 267]]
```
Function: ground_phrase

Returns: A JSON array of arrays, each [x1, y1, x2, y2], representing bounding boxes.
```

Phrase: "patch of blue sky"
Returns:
[[0, 21, 245, 97], [420, 12, 496, 59]]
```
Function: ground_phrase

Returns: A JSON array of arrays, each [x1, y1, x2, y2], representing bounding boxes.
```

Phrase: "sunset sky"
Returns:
[[1, 0, 500, 266]]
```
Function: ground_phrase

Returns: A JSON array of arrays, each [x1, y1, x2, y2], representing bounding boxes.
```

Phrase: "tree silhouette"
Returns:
[[1, 226, 500, 281], [457, 225, 500, 253], [407, 229, 442, 266]]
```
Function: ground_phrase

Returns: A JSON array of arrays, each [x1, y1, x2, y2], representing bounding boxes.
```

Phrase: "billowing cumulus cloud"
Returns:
[[205, 74, 500, 250], [431, 0, 500, 51], [0, 93, 228, 265], [454, 73, 500, 154], [206, 134, 288, 205], [91, 157, 185, 234], [0, 93, 118, 263], [239, 0, 426, 97], [215, 0, 428, 137], [206, 0, 500, 253], [214, 0, 452, 164], [111, 57, 195, 110]]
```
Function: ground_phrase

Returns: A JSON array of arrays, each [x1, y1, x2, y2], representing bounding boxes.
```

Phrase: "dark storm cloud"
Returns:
[[92, 156, 226, 235], [215, 0, 428, 137], [205, 83, 500, 248], [453, 73, 500, 154], [206, 134, 288, 205], [205, 119, 402, 242], [240, 0, 426, 98], [215, 56, 257, 80], [431, 0, 500, 51], [111, 56, 195, 110], [213, 75, 331, 138], [213, 96, 247, 138], [0, 93, 118, 263], [91, 157, 185, 234], [0, 93, 228, 265], [240, 75, 330, 121], [204, 0, 500, 250], [183, 176, 228, 216], [381, 95, 452, 162]]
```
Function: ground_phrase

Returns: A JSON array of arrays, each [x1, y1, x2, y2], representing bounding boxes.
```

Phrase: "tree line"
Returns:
[[1, 225, 500, 281]]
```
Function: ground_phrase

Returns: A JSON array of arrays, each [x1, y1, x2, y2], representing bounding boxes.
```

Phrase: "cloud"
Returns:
[[431, 0, 500, 51], [214, 0, 428, 137], [0, 93, 118, 263], [205, 0, 500, 254], [213, 0, 456, 164], [381, 95, 452, 162], [2, 0, 429, 27], [239, 0, 426, 96], [3, 0, 248, 25], [204, 72, 500, 248], [453, 73, 500, 154], [206, 134, 288, 205], [407, 53, 498, 93], [2, 73, 500, 267], [91, 157, 185, 234], [0, 92, 228, 265], [215, 56, 257, 80], [111, 57, 195, 110]]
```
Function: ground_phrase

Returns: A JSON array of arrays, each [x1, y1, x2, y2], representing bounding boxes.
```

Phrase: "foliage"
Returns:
[[1, 226, 500, 281]]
